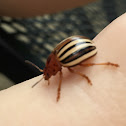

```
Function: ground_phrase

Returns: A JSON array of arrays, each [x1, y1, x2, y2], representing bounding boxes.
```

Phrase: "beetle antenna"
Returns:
[[32, 77, 44, 88], [25, 60, 43, 72]]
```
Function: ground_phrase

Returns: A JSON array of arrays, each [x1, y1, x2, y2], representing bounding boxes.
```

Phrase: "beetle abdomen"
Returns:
[[56, 36, 97, 67]]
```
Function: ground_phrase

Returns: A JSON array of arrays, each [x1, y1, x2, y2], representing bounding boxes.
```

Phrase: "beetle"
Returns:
[[26, 35, 119, 102]]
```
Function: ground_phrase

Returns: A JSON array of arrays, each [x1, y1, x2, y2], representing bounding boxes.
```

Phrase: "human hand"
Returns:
[[0, 13, 126, 126]]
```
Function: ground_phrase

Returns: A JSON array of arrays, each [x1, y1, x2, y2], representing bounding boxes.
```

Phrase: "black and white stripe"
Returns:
[[56, 36, 97, 67]]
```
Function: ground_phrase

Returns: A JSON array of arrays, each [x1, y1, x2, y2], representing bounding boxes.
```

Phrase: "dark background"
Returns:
[[0, 0, 126, 90]]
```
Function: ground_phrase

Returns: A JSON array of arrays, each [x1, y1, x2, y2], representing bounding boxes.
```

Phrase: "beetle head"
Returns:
[[43, 52, 62, 80]]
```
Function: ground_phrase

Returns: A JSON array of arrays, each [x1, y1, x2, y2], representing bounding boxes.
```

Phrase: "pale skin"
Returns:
[[0, 9, 126, 126], [0, 13, 126, 125]]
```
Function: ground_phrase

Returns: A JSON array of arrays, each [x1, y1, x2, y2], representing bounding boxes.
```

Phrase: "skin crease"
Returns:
[[0, 13, 126, 126]]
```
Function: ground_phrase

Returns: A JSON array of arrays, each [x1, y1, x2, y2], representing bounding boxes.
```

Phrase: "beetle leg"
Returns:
[[68, 68, 92, 85], [48, 79, 50, 85], [56, 71, 63, 102], [80, 62, 119, 67]]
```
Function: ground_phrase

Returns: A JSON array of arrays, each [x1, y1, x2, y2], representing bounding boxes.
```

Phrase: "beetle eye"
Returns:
[[47, 73, 49, 77]]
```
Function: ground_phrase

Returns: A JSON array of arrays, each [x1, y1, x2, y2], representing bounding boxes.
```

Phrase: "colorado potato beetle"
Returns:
[[26, 35, 119, 102]]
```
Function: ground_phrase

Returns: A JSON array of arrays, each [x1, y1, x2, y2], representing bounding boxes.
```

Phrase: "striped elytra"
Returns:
[[25, 35, 119, 102], [55, 36, 97, 67], [43, 35, 97, 80]]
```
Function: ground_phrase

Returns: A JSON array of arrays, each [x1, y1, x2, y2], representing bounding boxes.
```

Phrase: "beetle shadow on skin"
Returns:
[[60, 56, 98, 87], [35, 58, 99, 101], [61, 66, 90, 85], [41, 73, 60, 92], [35, 64, 97, 102]]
